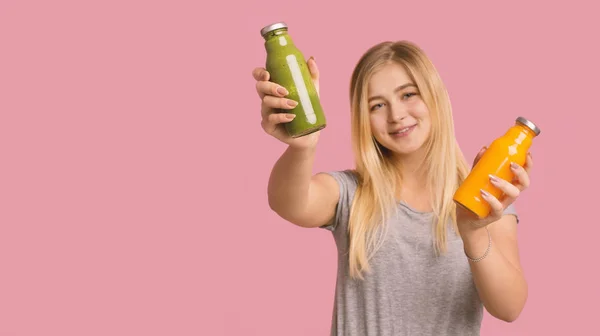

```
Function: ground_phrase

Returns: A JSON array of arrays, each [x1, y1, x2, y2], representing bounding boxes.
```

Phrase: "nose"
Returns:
[[387, 102, 407, 123]]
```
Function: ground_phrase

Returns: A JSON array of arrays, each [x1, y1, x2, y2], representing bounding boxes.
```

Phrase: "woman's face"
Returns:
[[367, 62, 432, 157]]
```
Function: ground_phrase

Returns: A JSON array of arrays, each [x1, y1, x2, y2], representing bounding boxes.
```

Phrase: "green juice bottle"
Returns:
[[260, 22, 327, 138]]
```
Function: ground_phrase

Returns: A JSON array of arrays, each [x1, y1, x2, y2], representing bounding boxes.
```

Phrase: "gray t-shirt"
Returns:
[[320, 170, 518, 336]]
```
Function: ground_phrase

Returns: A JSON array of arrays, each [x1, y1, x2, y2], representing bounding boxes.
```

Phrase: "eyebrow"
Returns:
[[368, 83, 417, 102]]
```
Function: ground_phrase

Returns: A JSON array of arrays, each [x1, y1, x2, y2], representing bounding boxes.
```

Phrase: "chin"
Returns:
[[382, 138, 427, 157], [376, 141, 422, 157], [390, 144, 424, 156]]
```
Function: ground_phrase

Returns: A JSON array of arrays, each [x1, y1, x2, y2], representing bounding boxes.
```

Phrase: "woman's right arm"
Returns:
[[252, 59, 340, 228], [267, 146, 339, 228]]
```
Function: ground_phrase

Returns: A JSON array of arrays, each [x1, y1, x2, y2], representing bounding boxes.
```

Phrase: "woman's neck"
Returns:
[[391, 148, 432, 211], [392, 148, 428, 187]]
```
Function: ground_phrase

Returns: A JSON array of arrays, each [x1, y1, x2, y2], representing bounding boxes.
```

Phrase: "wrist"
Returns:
[[462, 226, 491, 262], [461, 225, 486, 241]]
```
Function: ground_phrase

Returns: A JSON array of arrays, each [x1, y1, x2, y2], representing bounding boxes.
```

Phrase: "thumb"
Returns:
[[473, 146, 487, 167], [307, 56, 320, 93]]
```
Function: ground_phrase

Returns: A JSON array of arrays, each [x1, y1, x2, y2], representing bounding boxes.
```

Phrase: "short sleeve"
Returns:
[[502, 203, 519, 224], [319, 170, 358, 233]]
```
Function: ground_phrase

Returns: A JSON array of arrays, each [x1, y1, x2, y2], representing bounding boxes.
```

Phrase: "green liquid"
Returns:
[[263, 28, 326, 138]]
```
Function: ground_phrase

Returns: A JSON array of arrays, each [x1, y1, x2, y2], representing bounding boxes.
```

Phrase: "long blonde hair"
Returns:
[[347, 41, 471, 280]]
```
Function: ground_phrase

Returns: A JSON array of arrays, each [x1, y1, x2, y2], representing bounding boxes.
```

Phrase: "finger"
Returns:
[[256, 81, 288, 99], [307, 56, 319, 81], [263, 95, 298, 110], [260, 103, 271, 119], [262, 113, 296, 134], [523, 152, 533, 173], [489, 174, 520, 200], [252, 67, 270, 81], [307, 56, 320, 94], [266, 112, 296, 125], [473, 146, 487, 167], [510, 162, 530, 190], [480, 189, 504, 218]]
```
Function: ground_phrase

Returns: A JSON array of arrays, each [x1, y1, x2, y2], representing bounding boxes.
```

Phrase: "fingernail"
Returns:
[[286, 114, 296, 120], [480, 189, 491, 198], [489, 174, 500, 183], [277, 87, 288, 96], [287, 99, 298, 107], [510, 162, 519, 170]]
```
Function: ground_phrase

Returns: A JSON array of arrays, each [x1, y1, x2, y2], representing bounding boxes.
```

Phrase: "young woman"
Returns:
[[252, 40, 532, 335]]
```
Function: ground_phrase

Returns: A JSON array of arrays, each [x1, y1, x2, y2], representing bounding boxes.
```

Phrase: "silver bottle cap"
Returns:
[[260, 22, 288, 37], [516, 117, 541, 136]]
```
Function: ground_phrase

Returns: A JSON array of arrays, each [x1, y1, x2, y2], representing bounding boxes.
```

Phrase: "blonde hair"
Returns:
[[347, 41, 471, 280]]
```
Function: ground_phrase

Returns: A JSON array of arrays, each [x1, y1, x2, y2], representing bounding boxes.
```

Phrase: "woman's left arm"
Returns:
[[457, 151, 533, 322], [462, 216, 527, 322]]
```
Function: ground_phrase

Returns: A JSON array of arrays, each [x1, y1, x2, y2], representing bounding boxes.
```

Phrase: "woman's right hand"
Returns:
[[252, 57, 321, 150]]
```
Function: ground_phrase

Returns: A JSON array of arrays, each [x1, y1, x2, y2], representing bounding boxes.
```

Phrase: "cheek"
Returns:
[[419, 117, 433, 141], [369, 115, 385, 133], [368, 115, 388, 143], [412, 101, 430, 119], [369, 115, 379, 133]]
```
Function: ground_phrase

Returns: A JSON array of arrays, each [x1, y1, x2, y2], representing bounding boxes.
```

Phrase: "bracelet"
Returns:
[[465, 227, 491, 262]]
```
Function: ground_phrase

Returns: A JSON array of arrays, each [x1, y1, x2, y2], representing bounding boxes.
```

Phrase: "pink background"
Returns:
[[1, 0, 598, 335]]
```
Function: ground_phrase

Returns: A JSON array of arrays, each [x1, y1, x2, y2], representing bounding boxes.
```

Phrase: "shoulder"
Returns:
[[318, 169, 360, 232], [320, 169, 359, 188], [320, 169, 360, 202]]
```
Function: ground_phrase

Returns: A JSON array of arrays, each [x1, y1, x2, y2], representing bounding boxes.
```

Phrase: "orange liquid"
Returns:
[[453, 123, 537, 218]]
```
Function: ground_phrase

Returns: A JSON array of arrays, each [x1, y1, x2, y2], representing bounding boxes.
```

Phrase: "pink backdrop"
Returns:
[[1, 0, 598, 335]]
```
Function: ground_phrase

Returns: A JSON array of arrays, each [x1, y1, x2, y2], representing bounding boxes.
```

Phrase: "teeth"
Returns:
[[395, 127, 410, 134]]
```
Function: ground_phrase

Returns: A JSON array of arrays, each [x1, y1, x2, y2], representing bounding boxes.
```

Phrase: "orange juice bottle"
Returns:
[[453, 117, 541, 218]]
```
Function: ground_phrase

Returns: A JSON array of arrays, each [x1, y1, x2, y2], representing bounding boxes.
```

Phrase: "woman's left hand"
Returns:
[[456, 147, 534, 232]]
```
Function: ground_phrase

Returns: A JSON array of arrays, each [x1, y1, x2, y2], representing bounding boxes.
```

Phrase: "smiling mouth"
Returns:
[[389, 124, 416, 135]]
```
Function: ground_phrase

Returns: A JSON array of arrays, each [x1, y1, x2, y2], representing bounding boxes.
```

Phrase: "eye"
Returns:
[[402, 92, 418, 100], [370, 103, 385, 111]]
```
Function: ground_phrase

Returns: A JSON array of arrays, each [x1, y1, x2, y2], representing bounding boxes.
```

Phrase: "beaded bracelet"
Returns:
[[465, 226, 491, 262]]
